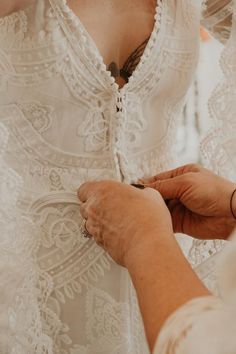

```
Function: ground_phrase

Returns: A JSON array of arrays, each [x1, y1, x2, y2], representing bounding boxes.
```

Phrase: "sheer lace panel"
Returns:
[[201, 0, 236, 180], [202, 0, 233, 43]]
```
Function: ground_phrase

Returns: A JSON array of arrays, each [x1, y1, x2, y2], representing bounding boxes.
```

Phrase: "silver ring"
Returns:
[[81, 219, 92, 239]]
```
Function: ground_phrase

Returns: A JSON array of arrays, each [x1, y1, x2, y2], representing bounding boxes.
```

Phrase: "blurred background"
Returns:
[[177, 30, 224, 165]]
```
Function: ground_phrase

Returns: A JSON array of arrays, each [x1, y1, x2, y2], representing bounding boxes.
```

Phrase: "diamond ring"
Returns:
[[81, 219, 92, 239]]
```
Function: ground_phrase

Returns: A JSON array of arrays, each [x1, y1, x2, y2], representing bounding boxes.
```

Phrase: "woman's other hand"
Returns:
[[143, 164, 236, 239], [78, 180, 209, 350], [78, 181, 173, 267]]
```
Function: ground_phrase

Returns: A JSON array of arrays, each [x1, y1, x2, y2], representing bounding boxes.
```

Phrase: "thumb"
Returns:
[[142, 187, 163, 202], [147, 175, 186, 200]]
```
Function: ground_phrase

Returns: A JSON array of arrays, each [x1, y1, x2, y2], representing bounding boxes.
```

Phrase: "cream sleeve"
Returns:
[[154, 234, 236, 354]]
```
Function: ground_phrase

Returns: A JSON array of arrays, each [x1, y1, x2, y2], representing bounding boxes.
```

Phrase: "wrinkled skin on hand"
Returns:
[[78, 181, 173, 266], [143, 164, 236, 240]]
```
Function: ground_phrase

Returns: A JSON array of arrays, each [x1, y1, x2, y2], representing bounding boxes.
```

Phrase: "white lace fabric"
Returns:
[[0, 1, 234, 353], [202, 0, 236, 181], [202, 0, 233, 43], [154, 1, 236, 353], [0, 122, 53, 353]]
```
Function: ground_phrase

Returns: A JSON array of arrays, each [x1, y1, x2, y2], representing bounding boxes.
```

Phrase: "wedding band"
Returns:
[[81, 219, 92, 239]]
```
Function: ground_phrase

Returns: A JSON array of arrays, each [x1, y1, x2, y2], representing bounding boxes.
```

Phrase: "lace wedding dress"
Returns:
[[0, 0, 233, 353]]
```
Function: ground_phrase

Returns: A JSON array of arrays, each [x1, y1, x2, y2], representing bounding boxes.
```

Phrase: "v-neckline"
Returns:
[[53, 0, 163, 93]]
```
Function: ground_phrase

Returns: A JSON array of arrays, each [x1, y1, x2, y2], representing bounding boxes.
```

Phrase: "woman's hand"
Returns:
[[78, 180, 209, 350], [143, 164, 236, 240], [78, 180, 173, 267]]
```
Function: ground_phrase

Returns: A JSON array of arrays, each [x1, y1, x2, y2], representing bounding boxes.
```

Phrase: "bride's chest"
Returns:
[[1, 0, 202, 158], [66, 0, 157, 67], [0, 0, 202, 90]]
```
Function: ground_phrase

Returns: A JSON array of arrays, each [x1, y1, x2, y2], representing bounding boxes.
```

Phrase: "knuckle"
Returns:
[[182, 173, 192, 184], [153, 180, 162, 190], [95, 183, 110, 197], [79, 204, 85, 215], [183, 172, 197, 185], [85, 203, 97, 218], [187, 163, 201, 172]]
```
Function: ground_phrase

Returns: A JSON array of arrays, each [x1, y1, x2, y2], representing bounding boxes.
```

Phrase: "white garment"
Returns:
[[202, 2, 236, 182], [154, 1, 236, 353], [0, 0, 232, 353], [0, 122, 53, 353], [154, 233, 236, 354]]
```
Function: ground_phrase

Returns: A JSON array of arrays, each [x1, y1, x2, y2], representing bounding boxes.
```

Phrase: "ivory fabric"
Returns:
[[0, 0, 233, 353], [154, 1, 236, 353], [154, 233, 236, 354]]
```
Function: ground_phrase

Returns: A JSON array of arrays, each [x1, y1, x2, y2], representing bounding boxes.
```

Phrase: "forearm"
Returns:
[[126, 233, 210, 351]]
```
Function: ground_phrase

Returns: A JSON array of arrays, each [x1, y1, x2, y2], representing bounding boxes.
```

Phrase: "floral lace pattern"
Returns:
[[0, 122, 53, 353], [201, 3, 236, 180], [17, 101, 53, 134], [0, 0, 233, 353]]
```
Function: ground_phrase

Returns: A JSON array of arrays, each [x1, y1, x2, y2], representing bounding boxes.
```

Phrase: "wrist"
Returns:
[[124, 229, 174, 272], [224, 185, 236, 239], [230, 188, 236, 219], [221, 182, 236, 219], [228, 187, 236, 233]]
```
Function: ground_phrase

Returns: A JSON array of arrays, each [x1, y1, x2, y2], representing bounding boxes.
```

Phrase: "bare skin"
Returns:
[[77, 167, 236, 350], [2, 0, 231, 87], [143, 164, 236, 240], [67, 0, 157, 88], [78, 182, 209, 351], [1, 0, 156, 88]]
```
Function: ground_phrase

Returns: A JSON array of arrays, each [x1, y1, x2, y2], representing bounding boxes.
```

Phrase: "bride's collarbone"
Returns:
[[66, 0, 156, 70]]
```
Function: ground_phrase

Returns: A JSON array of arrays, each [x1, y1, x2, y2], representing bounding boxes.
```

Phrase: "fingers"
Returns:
[[167, 200, 186, 234], [77, 181, 98, 203], [141, 164, 201, 184], [148, 175, 189, 200], [167, 200, 197, 235], [80, 203, 103, 242], [85, 219, 97, 237], [141, 169, 179, 184], [142, 187, 162, 201], [79, 202, 88, 219]]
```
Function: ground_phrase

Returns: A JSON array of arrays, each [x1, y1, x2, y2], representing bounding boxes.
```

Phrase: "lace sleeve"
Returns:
[[153, 296, 230, 354], [201, 0, 236, 180], [201, 0, 233, 44]]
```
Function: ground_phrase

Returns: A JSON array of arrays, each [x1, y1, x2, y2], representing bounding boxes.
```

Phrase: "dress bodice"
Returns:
[[0, 0, 233, 353], [0, 0, 201, 190]]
